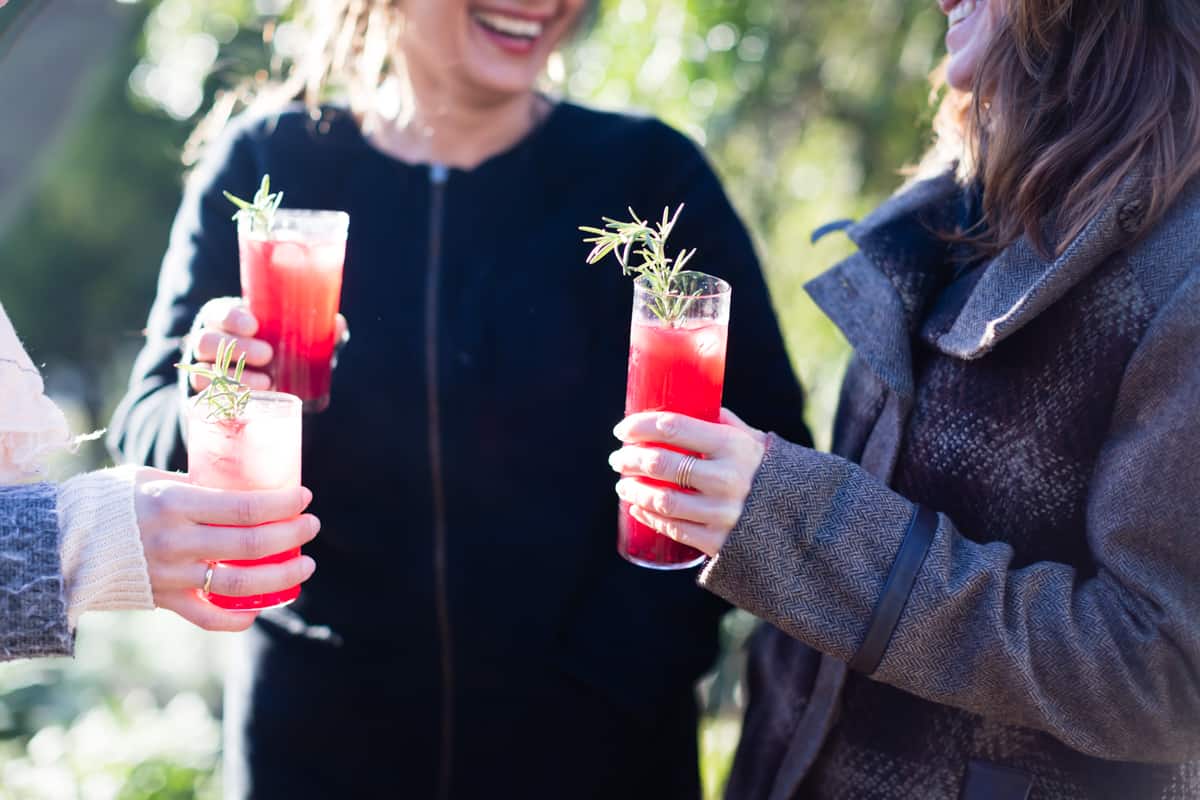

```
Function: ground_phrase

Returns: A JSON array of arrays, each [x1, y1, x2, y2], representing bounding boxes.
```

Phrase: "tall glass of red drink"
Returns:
[[187, 391, 304, 610], [619, 271, 731, 569], [238, 210, 348, 413]]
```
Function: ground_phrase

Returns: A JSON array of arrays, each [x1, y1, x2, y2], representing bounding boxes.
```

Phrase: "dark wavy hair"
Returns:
[[932, 0, 1200, 257]]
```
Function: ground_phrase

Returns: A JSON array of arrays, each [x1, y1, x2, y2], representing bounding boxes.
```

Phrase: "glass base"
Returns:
[[621, 552, 707, 571], [223, 596, 296, 613], [302, 395, 330, 414]]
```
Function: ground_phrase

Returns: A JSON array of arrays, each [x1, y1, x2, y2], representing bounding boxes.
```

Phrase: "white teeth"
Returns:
[[949, 0, 978, 26], [473, 11, 544, 39]]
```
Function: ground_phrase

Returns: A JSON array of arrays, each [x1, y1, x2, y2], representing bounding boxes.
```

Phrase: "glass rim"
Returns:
[[272, 209, 349, 223], [188, 390, 302, 421], [244, 390, 303, 406], [634, 271, 731, 300], [237, 209, 349, 238]]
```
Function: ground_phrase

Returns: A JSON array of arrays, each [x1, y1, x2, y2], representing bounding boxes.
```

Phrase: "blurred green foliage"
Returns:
[[566, 0, 945, 444], [0, 614, 225, 800], [0, 1, 945, 797]]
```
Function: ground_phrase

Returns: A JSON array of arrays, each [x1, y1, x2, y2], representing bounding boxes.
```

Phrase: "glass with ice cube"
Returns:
[[239, 209, 348, 412], [187, 391, 304, 610], [619, 272, 731, 569]]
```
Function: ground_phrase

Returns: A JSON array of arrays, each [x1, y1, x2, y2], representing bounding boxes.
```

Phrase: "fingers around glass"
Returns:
[[613, 411, 734, 455], [198, 297, 258, 338], [609, 445, 725, 495], [198, 555, 316, 598], [157, 592, 259, 632], [626, 504, 717, 557], [191, 329, 273, 368], [172, 515, 320, 561], [614, 477, 735, 527], [190, 367, 272, 392], [177, 485, 313, 527], [335, 313, 350, 347]]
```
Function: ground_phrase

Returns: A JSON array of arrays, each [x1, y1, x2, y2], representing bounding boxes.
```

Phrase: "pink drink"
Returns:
[[187, 391, 303, 610], [619, 273, 731, 570], [239, 210, 348, 413]]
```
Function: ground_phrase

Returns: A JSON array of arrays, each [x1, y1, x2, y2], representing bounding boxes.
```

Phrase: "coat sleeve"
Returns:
[[646, 125, 812, 447], [0, 483, 72, 661], [107, 118, 260, 470], [699, 263, 1200, 763]]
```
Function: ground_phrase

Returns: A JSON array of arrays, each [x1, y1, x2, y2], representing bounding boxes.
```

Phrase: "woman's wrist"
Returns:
[[57, 465, 155, 628]]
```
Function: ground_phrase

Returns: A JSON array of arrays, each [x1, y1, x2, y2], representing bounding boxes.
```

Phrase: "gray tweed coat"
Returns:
[[699, 172, 1200, 799], [0, 484, 71, 661]]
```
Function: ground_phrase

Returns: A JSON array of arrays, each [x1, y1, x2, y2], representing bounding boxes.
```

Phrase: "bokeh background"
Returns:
[[0, 0, 947, 797]]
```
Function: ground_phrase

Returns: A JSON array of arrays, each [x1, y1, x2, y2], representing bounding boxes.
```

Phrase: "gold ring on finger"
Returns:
[[201, 562, 215, 596], [675, 454, 700, 491]]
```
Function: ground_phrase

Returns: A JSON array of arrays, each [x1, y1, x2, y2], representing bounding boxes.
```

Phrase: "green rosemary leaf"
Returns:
[[175, 337, 252, 422], [254, 175, 270, 203], [580, 204, 703, 324], [586, 241, 618, 264], [225, 174, 283, 235], [174, 362, 209, 376], [223, 192, 254, 210]]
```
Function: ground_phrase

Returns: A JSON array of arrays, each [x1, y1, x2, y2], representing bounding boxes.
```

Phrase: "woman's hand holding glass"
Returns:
[[187, 297, 349, 393], [188, 298, 274, 392], [610, 409, 768, 558], [132, 467, 319, 631]]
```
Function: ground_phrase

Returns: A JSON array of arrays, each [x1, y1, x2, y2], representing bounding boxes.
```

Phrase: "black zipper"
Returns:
[[425, 163, 453, 800]]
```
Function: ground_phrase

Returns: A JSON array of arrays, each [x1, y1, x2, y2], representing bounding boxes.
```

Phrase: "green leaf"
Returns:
[[578, 204, 699, 322], [223, 192, 253, 210], [175, 336, 252, 422], [224, 174, 283, 235]]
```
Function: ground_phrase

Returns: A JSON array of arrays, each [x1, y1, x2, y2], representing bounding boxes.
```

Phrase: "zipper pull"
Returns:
[[430, 163, 449, 185]]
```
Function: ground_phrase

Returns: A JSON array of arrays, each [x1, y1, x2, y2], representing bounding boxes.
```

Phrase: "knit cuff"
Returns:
[[57, 466, 154, 628], [698, 433, 914, 664]]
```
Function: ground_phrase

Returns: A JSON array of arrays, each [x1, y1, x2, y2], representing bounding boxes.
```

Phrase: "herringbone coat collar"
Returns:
[[807, 171, 1150, 397]]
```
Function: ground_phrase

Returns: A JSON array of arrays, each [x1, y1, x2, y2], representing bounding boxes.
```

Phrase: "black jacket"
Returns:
[[111, 101, 810, 799]]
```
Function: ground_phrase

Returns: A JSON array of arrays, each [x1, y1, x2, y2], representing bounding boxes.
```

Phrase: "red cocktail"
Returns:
[[187, 391, 304, 610], [619, 272, 731, 569], [239, 210, 348, 413]]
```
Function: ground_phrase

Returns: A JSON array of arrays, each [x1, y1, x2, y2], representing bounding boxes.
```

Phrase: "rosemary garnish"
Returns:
[[581, 205, 700, 323], [224, 174, 283, 235], [176, 338, 251, 422]]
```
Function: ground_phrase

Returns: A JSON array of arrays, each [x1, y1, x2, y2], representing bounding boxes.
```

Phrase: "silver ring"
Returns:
[[201, 563, 215, 596], [675, 454, 699, 491]]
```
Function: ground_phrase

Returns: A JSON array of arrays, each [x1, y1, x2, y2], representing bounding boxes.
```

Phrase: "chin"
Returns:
[[463, 62, 544, 97], [946, 55, 978, 93]]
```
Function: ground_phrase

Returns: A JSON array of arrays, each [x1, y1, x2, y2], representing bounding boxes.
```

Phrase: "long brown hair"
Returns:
[[932, 0, 1200, 258], [185, 1, 406, 165], [186, 1, 596, 166]]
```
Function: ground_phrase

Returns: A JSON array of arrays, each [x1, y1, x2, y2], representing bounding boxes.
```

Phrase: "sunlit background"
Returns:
[[0, 0, 946, 797]]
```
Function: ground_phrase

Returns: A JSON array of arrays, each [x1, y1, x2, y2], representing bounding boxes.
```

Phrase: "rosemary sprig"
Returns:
[[581, 205, 700, 323], [224, 174, 283, 235], [176, 338, 251, 422]]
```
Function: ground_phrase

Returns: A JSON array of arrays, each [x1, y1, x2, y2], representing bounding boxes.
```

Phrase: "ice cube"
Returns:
[[310, 243, 345, 273], [271, 242, 310, 271], [238, 415, 302, 489], [695, 330, 723, 358]]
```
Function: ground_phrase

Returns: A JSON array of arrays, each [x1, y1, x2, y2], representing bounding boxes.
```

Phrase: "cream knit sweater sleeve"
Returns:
[[57, 465, 155, 628], [1, 299, 154, 642]]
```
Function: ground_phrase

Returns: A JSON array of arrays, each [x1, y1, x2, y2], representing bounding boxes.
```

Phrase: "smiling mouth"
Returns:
[[471, 9, 546, 42], [947, 0, 979, 27]]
